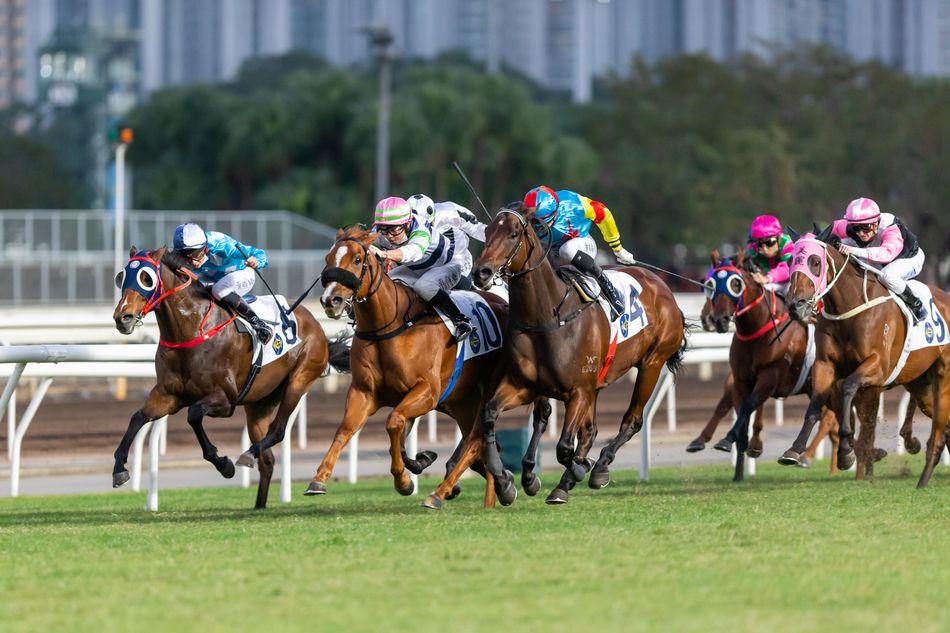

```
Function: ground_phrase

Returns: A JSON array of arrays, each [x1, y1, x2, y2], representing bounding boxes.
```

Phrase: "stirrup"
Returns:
[[453, 319, 473, 342]]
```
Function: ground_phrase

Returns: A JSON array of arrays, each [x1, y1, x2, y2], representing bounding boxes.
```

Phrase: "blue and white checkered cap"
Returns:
[[173, 223, 207, 251]]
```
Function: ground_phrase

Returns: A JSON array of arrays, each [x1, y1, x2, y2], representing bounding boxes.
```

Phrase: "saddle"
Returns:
[[555, 266, 599, 304]]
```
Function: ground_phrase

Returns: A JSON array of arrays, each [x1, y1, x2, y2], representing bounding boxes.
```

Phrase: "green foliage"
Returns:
[[0, 127, 81, 208]]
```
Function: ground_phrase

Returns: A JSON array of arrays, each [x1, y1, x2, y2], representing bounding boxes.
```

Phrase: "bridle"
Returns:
[[789, 238, 853, 319], [705, 261, 787, 342], [320, 237, 385, 308], [486, 208, 554, 284]]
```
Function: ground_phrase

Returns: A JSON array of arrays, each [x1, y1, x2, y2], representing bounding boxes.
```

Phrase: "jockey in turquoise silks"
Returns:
[[522, 186, 635, 317], [173, 222, 271, 343]]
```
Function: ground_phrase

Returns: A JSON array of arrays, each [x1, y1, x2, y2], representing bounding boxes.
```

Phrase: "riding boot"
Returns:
[[221, 293, 271, 344], [900, 287, 927, 323], [571, 251, 625, 319], [430, 289, 473, 342]]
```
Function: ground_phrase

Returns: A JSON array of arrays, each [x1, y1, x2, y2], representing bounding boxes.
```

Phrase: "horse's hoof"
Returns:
[[496, 471, 517, 506], [397, 479, 416, 496], [422, 494, 443, 510], [219, 458, 236, 479], [235, 452, 256, 468], [713, 438, 734, 452], [732, 472, 745, 483], [112, 471, 130, 488], [746, 446, 763, 459], [905, 438, 922, 454], [872, 448, 888, 462], [778, 449, 803, 466], [796, 456, 811, 469], [416, 450, 437, 470], [545, 488, 569, 505], [303, 481, 327, 496], [686, 438, 706, 453], [522, 473, 541, 497], [838, 448, 856, 471], [588, 466, 610, 489], [445, 484, 461, 501]]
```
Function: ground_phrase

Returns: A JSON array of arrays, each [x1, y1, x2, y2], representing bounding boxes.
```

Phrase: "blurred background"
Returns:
[[1, 0, 949, 305]]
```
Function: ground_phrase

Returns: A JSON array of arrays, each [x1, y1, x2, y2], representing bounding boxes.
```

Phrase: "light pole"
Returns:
[[112, 127, 133, 302], [362, 25, 395, 202]]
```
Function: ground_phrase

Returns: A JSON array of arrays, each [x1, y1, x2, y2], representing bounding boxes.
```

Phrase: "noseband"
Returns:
[[320, 237, 384, 304]]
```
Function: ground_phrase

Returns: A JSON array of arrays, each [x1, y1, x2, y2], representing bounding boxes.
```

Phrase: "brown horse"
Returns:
[[782, 228, 949, 486], [305, 226, 551, 507], [691, 253, 839, 476], [112, 247, 347, 508], [469, 203, 686, 505]]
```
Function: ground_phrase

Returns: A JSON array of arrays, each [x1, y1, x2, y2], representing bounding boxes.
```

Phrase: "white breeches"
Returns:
[[555, 236, 597, 265], [211, 268, 256, 300], [878, 249, 924, 294], [390, 262, 463, 301]]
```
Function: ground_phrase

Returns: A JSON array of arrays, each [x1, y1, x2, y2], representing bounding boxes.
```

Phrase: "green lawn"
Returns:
[[1, 459, 949, 633]]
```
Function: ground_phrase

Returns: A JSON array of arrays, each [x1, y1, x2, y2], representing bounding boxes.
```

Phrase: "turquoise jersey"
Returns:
[[191, 231, 268, 284]]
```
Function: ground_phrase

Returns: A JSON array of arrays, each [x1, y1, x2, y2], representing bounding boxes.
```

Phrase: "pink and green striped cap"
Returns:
[[374, 196, 411, 226]]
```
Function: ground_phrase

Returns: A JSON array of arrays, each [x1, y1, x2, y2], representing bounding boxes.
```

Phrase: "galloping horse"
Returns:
[[471, 203, 686, 505], [112, 247, 347, 508], [782, 227, 950, 485], [691, 252, 838, 478], [306, 226, 551, 506]]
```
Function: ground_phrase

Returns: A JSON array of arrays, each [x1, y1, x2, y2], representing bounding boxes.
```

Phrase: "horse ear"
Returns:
[[812, 222, 821, 235], [815, 223, 833, 243], [153, 246, 167, 260], [710, 249, 722, 267], [336, 228, 345, 239], [785, 225, 800, 241], [129, 246, 137, 258], [361, 231, 380, 246], [737, 251, 745, 267]]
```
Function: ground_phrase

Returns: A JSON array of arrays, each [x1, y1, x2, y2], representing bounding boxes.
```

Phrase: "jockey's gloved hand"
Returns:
[[614, 248, 636, 265], [368, 245, 385, 259]]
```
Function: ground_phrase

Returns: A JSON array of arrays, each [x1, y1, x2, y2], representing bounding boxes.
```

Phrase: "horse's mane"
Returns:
[[161, 250, 192, 271]]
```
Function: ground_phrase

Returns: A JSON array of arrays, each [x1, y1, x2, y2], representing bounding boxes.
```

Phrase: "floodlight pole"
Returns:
[[113, 141, 128, 302], [363, 25, 395, 202]]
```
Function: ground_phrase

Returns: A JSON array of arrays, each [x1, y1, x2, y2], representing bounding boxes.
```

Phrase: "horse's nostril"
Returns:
[[476, 267, 492, 281], [330, 296, 343, 306]]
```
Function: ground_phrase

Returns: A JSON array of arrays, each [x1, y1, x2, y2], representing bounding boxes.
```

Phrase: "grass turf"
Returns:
[[1, 458, 949, 633]]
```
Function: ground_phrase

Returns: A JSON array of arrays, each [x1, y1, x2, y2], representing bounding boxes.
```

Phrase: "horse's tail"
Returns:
[[666, 311, 692, 376], [326, 331, 353, 374]]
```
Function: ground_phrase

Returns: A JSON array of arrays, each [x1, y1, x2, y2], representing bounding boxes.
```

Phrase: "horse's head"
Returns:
[[113, 246, 192, 333], [787, 224, 839, 321], [320, 225, 381, 319], [700, 250, 749, 333], [473, 202, 544, 289]]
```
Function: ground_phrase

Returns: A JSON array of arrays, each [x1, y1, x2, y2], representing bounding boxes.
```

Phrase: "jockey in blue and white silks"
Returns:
[[173, 222, 271, 343]]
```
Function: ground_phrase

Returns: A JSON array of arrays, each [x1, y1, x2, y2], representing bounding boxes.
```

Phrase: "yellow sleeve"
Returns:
[[582, 197, 622, 252]]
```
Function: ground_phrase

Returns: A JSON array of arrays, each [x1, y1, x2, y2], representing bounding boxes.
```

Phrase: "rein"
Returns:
[[709, 262, 786, 342], [792, 239, 892, 322]]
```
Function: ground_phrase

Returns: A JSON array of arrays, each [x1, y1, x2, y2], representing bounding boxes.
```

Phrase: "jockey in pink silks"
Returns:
[[832, 197, 926, 321]]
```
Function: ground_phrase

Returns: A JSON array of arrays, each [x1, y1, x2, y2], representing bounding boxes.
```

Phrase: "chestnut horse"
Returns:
[[782, 228, 949, 486], [691, 253, 838, 478], [112, 247, 347, 508], [470, 203, 686, 505], [306, 226, 551, 506]]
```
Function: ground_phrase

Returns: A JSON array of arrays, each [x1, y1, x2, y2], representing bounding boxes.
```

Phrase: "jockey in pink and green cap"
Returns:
[[743, 214, 794, 293], [369, 195, 478, 341]]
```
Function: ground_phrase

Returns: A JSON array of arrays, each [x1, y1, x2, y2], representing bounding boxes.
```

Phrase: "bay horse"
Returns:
[[781, 227, 950, 486], [112, 247, 348, 508], [470, 203, 686, 505], [691, 252, 838, 478], [306, 225, 551, 507]]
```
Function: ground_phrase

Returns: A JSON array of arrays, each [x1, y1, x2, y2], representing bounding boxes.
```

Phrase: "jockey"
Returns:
[[173, 222, 272, 343], [522, 186, 635, 317], [743, 214, 794, 294], [832, 197, 927, 321], [368, 196, 483, 341]]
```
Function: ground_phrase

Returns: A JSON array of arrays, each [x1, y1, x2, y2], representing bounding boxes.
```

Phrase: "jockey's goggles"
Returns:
[[377, 224, 407, 236], [850, 222, 878, 233], [755, 237, 779, 248]]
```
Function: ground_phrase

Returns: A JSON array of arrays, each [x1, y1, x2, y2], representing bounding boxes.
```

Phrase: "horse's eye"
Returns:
[[509, 231, 518, 239], [354, 256, 361, 266], [114, 270, 125, 289], [808, 255, 822, 276]]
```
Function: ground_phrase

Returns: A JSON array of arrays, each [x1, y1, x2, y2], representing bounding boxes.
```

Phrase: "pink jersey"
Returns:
[[831, 213, 910, 264]]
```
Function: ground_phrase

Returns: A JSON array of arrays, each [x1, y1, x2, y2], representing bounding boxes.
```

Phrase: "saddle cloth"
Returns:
[[884, 281, 949, 385], [556, 266, 649, 338], [432, 290, 504, 360], [239, 294, 303, 367]]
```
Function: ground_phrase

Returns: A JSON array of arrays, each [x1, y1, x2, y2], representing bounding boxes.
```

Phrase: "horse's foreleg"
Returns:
[[480, 378, 533, 506], [854, 390, 883, 480], [521, 398, 552, 496], [306, 387, 376, 495], [386, 382, 438, 495], [400, 417, 438, 475], [803, 406, 837, 472], [746, 403, 766, 458], [546, 390, 594, 504], [186, 400, 235, 479], [899, 395, 921, 454], [781, 359, 834, 466], [424, 424, 483, 510], [731, 369, 779, 482], [836, 356, 885, 471], [590, 359, 666, 489], [689, 374, 735, 453], [918, 362, 950, 489], [112, 388, 179, 488]]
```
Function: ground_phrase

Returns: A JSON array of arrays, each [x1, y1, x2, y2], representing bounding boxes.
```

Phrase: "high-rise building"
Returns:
[[0, 0, 28, 107]]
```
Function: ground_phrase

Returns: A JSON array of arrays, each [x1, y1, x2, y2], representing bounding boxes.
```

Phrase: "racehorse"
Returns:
[[471, 203, 686, 505], [690, 253, 839, 476], [112, 247, 348, 508], [306, 225, 552, 507], [781, 227, 949, 486]]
